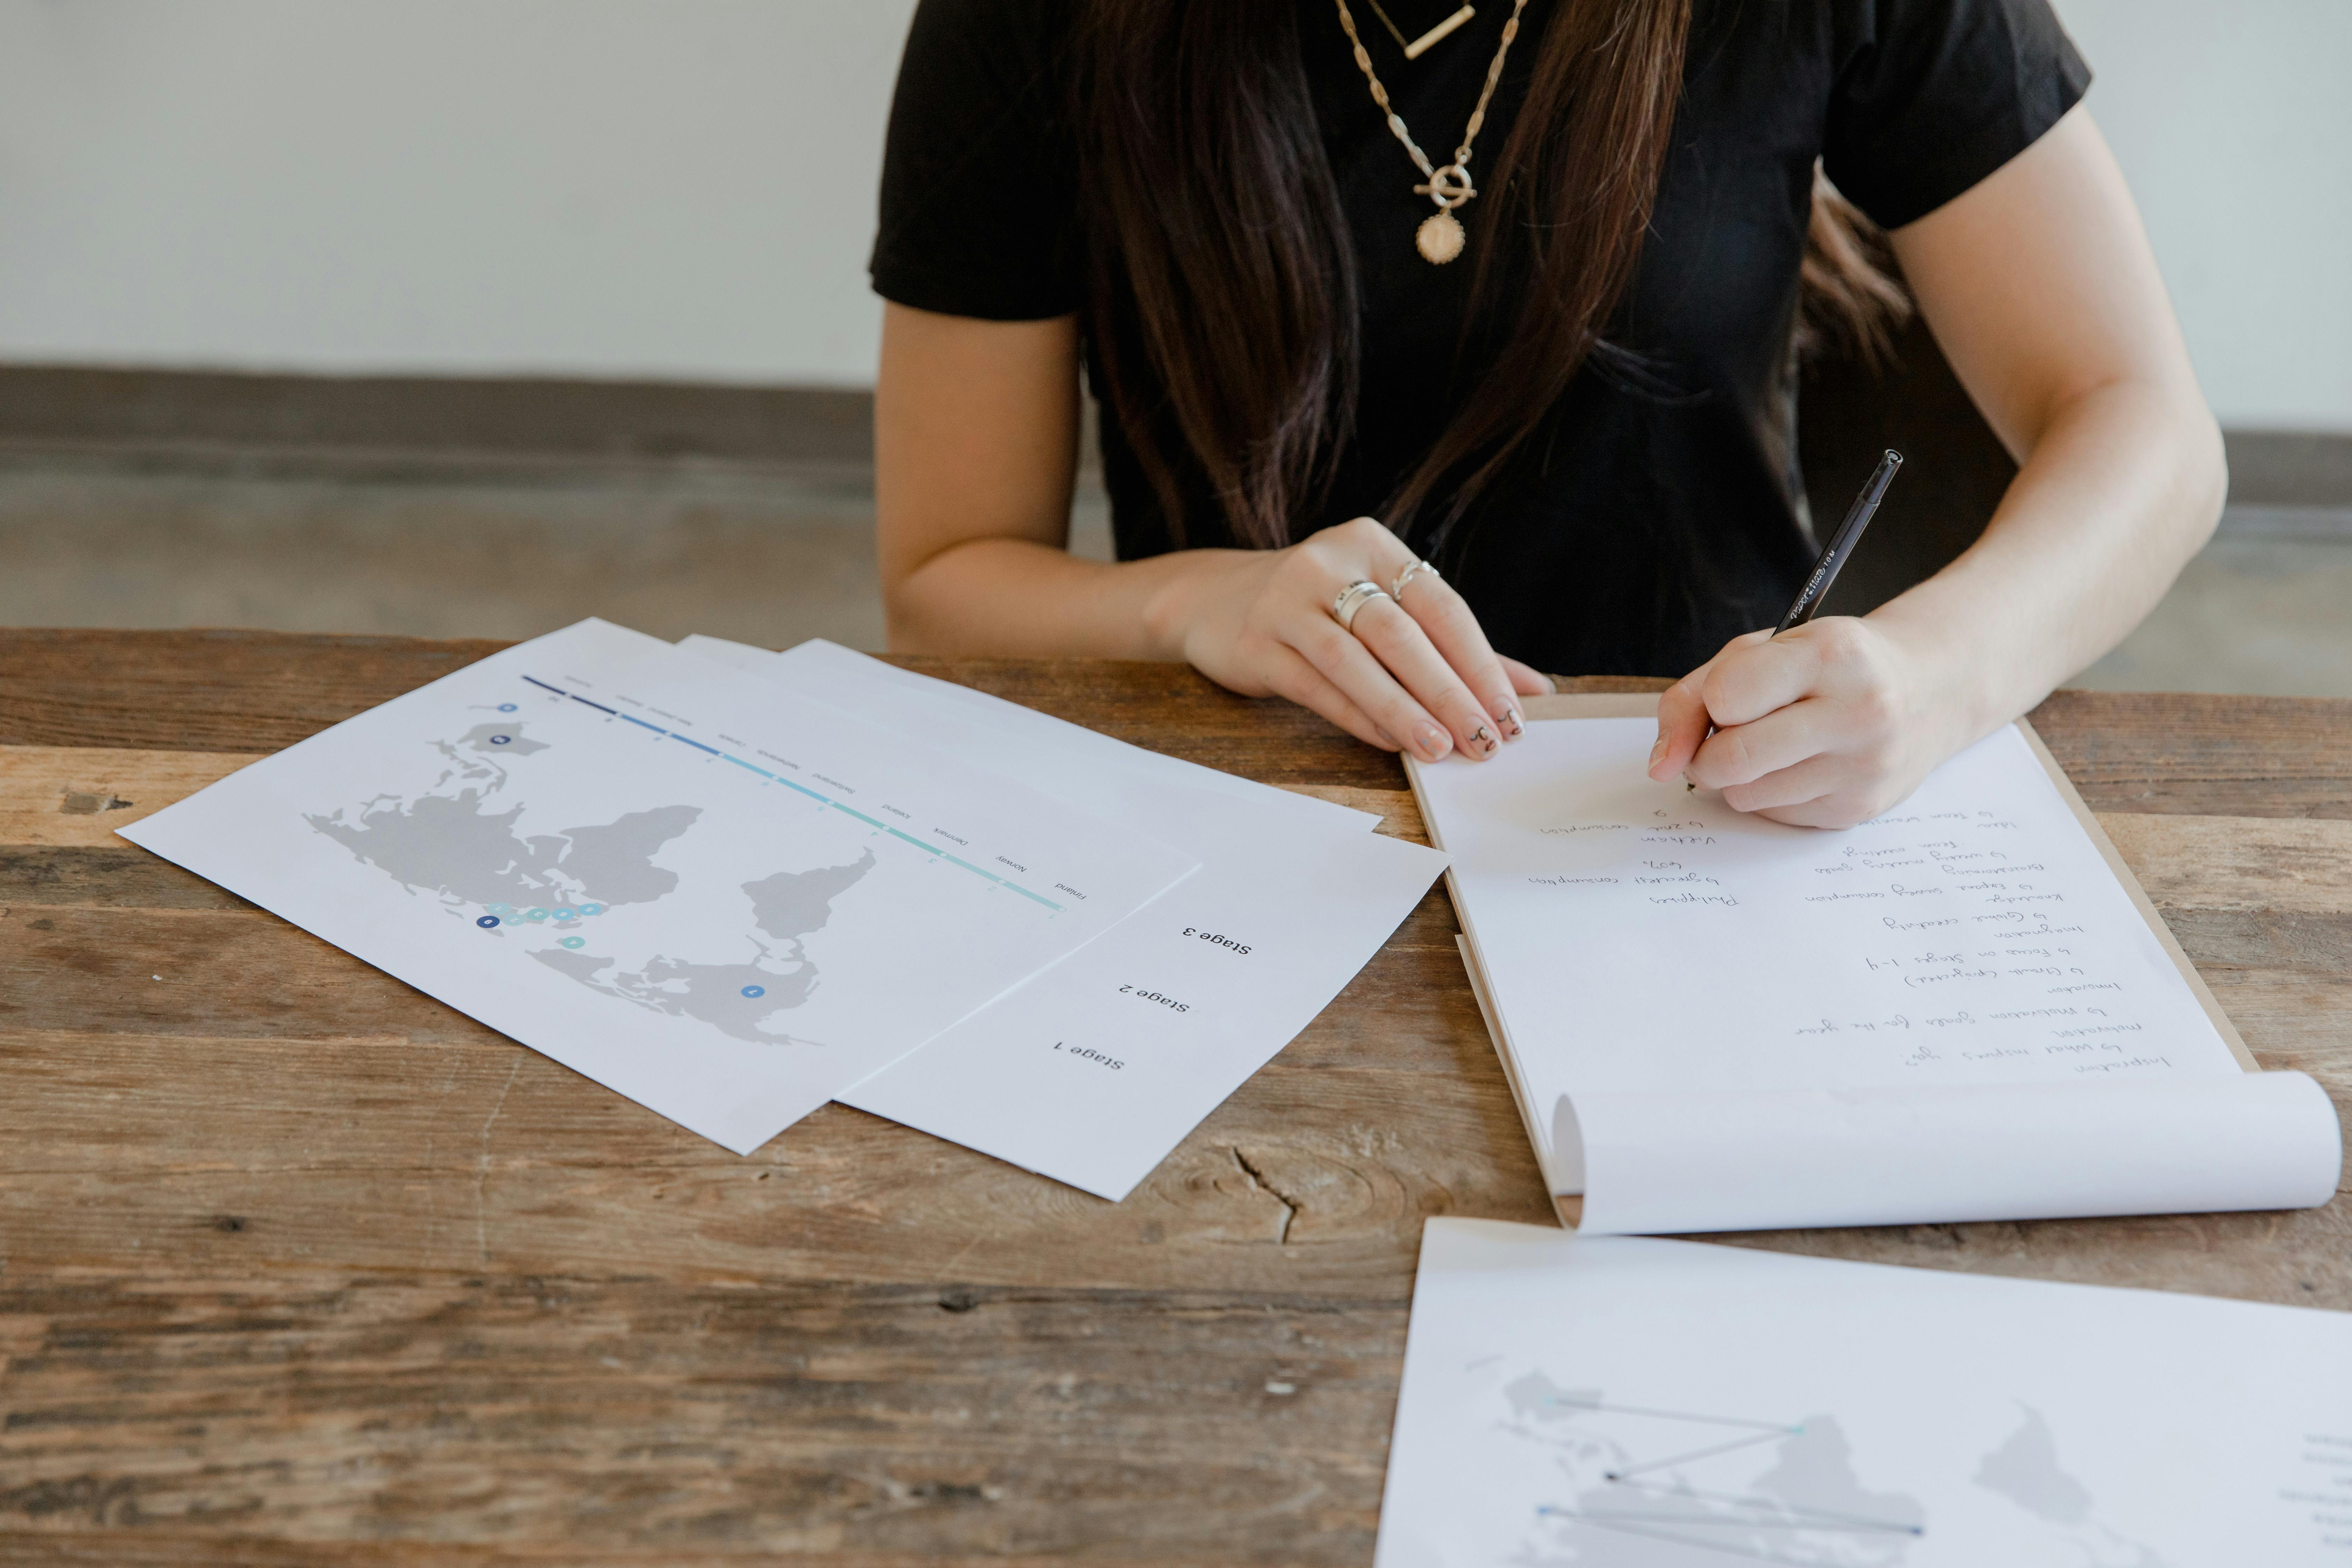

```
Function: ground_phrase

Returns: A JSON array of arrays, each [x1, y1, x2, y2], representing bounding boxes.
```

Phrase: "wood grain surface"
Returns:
[[2, 630, 2347, 1566]]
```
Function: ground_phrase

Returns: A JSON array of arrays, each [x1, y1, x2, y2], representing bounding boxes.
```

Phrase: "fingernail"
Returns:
[[1469, 723, 1497, 757], [1648, 734, 1670, 765], [1414, 722, 1451, 760], [1498, 706, 1524, 740]]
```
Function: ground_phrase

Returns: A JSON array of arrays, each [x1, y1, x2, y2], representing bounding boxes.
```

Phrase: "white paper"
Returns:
[[120, 620, 1196, 1154], [681, 636, 1451, 1198], [1378, 1218, 2352, 1566], [1554, 1074, 2343, 1234], [1413, 718, 2342, 1230], [684, 636, 1374, 834]]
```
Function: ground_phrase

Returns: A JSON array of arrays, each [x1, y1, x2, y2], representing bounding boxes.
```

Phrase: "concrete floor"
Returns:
[[2074, 511, 2352, 697], [1, 457, 2343, 696]]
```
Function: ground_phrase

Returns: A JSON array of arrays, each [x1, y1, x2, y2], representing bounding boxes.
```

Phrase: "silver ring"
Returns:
[[1393, 558, 1441, 602], [1332, 580, 1391, 632]]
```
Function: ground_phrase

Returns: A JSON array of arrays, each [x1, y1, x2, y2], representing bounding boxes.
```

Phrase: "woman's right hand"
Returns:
[[1144, 516, 1554, 762]]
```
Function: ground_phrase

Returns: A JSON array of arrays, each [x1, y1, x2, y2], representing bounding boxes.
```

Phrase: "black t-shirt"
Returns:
[[873, 0, 2088, 677]]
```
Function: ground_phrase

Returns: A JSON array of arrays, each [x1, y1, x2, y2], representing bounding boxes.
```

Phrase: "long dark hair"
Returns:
[[1076, 0, 1900, 549]]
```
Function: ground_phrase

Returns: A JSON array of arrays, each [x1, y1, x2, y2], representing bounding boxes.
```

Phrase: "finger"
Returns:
[[1759, 799, 1844, 832], [1649, 670, 1715, 779], [1290, 615, 1456, 763], [1390, 570, 1529, 740], [1716, 750, 1847, 815], [1754, 793, 1877, 830], [1348, 595, 1507, 759], [1686, 701, 1847, 791], [1262, 644, 1398, 752], [1499, 656, 1555, 696], [1697, 629, 1822, 730]]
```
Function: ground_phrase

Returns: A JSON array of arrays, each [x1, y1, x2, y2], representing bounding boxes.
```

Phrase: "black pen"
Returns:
[[1677, 448, 1904, 790], [1775, 449, 1903, 635]]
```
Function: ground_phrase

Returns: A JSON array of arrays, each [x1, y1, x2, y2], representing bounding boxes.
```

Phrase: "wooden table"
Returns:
[[4, 630, 2348, 1566]]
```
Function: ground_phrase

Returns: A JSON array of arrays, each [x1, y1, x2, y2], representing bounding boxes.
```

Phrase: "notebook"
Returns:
[[1408, 694, 2342, 1233]]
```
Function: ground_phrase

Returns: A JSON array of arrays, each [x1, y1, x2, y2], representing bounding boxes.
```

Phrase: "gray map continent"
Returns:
[[555, 805, 703, 904], [455, 722, 549, 756], [310, 790, 566, 906], [1973, 1405, 2170, 1567], [744, 848, 878, 941], [1505, 1373, 1606, 1423], [526, 850, 878, 1047], [1750, 1414, 1927, 1550], [1974, 1405, 2092, 1525], [532, 948, 821, 1046], [1503, 1374, 1925, 1566], [308, 788, 700, 910]]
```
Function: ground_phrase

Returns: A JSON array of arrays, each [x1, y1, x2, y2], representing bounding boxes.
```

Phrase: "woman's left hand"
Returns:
[[1645, 617, 1974, 829]]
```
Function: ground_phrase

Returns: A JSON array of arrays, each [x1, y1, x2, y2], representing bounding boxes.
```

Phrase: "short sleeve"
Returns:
[[869, 0, 1082, 321], [1822, 0, 2091, 230]]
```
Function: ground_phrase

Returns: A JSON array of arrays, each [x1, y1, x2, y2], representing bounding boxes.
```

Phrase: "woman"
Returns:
[[869, 0, 2221, 828]]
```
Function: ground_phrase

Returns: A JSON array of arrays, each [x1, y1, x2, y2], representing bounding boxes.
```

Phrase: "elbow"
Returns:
[[2178, 399, 2227, 554], [878, 538, 979, 654], [880, 575, 945, 654]]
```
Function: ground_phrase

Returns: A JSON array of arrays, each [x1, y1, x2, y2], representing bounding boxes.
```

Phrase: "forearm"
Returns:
[[886, 534, 1253, 662], [1869, 376, 2224, 740]]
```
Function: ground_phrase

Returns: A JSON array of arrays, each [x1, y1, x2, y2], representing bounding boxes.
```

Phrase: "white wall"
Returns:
[[2051, 0, 2352, 432], [0, 0, 2345, 427], [0, 0, 916, 387]]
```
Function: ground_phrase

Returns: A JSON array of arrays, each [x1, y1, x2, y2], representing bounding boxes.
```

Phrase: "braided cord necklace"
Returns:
[[1332, 0, 1530, 264]]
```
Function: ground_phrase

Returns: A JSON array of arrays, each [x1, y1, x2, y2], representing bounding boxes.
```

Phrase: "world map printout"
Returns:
[[120, 620, 1197, 1152], [682, 635, 1451, 1200], [1376, 1220, 2352, 1566]]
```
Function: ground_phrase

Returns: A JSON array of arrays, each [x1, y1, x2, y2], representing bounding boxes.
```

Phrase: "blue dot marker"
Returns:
[[489, 734, 512, 746], [559, 936, 586, 950], [552, 906, 578, 920], [577, 902, 604, 916], [476, 915, 500, 929], [741, 985, 766, 999], [523, 908, 549, 922], [498, 703, 518, 712]]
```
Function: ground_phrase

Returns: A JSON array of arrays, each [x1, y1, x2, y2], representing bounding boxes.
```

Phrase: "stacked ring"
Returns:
[[1332, 580, 1390, 632], [1393, 558, 1441, 601]]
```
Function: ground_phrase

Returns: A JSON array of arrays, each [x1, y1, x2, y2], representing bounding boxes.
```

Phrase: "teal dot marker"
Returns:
[[523, 908, 549, 922], [486, 903, 514, 916], [559, 936, 586, 950], [577, 902, 604, 916], [552, 906, 578, 920]]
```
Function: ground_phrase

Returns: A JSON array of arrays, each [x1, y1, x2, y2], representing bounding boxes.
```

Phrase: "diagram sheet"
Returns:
[[685, 637, 1450, 1199], [1413, 714, 2340, 1231], [120, 620, 1196, 1154], [1378, 1219, 2352, 1566]]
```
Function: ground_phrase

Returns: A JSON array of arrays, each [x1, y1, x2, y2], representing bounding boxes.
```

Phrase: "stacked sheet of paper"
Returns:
[[121, 620, 1446, 1187], [1410, 701, 2342, 1233], [1378, 1218, 2352, 1566], [682, 636, 1450, 1198]]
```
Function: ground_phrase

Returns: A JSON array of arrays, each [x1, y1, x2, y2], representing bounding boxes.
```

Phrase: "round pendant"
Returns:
[[1416, 211, 1465, 265]]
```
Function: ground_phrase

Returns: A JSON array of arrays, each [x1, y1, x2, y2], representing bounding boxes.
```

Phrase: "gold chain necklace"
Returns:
[[1333, 0, 1529, 264]]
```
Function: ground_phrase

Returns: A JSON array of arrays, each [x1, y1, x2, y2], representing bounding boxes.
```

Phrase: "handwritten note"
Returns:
[[1399, 712, 2328, 1233], [1417, 720, 2244, 1111]]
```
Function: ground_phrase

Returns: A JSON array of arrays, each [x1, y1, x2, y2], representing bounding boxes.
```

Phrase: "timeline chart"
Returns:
[[518, 674, 1066, 911]]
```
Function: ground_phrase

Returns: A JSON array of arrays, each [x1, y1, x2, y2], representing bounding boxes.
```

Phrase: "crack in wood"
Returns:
[[1230, 1148, 1302, 1245], [474, 1055, 523, 1266], [57, 792, 134, 815]]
